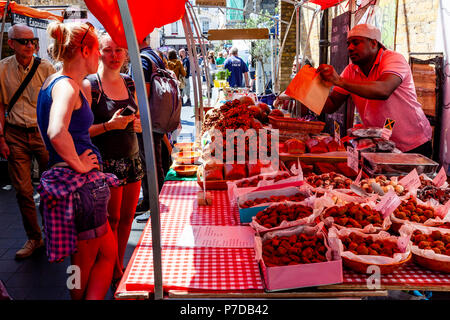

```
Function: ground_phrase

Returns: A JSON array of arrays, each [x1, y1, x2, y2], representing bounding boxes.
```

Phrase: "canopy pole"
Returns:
[[117, 0, 163, 300], [181, 14, 201, 136], [0, 0, 11, 60], [270, 33, 275, 93], [186, 2, 209, 116]]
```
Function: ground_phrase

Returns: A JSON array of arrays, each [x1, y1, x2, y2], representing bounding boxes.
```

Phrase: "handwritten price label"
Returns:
[[290, 158, 304, 181], [433, 167, 448, 188], [375, 189, 402, 218], [437, 200, 450, 218], [399, 169, 421, 191], [347, 146, 358, 173]]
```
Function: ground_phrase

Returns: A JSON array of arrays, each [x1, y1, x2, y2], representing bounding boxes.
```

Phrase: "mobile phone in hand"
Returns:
[[119, 105, 136, 116]]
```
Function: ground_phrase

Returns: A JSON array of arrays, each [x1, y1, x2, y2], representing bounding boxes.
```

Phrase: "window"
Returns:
[[202, 20, 210, 35], [171, 21, 178, 35]]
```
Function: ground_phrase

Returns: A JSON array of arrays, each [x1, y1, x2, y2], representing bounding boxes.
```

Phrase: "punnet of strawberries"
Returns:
[[411, 229, 450, 256], [240, 193, 308, 208], [393, 197, 435, 223], [323, 202, 384, 228], [262, 233, 328, 266], [340, 232, 401, 258], [255, 203, 314, 229]]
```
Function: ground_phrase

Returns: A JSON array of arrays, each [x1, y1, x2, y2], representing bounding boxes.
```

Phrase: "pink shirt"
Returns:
[[333, 49, 432, 152]]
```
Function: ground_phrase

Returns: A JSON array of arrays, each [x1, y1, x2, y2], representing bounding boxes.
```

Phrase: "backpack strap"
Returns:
[[121, 73, 135, 94], [86, 74, 101, 105], [140, 49, 165, 74]]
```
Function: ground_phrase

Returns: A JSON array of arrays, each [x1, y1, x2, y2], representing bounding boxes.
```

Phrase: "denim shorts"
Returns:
[[73, 179, 110, 240]]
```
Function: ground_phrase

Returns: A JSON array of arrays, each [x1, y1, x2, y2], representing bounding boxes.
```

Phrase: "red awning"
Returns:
[[84, 0, 187, 48], [309, 0, 347, 9], [0, 1, 63, 21]]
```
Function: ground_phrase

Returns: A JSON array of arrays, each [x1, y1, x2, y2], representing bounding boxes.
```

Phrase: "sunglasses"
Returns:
[[12, 38, 39, 46], [80, 22, 95, 45]]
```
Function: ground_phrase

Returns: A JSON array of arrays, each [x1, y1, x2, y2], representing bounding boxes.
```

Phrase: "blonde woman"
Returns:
[[36, 22, 116, 300], [83, 33, 143, 288]]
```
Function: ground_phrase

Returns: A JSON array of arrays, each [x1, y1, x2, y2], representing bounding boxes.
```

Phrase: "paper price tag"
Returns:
[[375, 189, 402, 218], [437, 200, 450, 218], [347, 146, 358, 173], [291, 158, 303, 181], [354, 168, 363, 185], [397, 235, 410, 253], [433, 167, 448, 188], [399, 169, 421, 191]]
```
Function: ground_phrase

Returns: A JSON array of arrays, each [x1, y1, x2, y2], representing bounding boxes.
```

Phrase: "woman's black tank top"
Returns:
[[87, 73, 139, 160]]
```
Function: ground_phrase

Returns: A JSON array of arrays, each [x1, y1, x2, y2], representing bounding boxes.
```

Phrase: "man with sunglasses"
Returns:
[[0, 24, 55, 259]]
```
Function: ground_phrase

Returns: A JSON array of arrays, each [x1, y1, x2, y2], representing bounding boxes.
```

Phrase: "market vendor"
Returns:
[[316, 24, 432, 157]]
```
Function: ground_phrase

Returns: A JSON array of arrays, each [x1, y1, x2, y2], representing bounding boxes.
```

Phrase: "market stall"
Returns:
[[83, 0, 449, 300], [114, 89, 450, 299]]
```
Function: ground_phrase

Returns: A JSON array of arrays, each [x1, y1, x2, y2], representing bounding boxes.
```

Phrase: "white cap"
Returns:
[[348, 24, 385, 49]]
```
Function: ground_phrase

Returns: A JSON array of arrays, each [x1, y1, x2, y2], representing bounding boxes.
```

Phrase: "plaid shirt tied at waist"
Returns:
[[37, 167, 119, 262]]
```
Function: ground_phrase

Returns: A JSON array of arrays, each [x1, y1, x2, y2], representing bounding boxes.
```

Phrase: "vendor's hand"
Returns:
[[107, 108, 136, 130], [273, 97, 283, 109], [0, 138, 9, 159], [132, 115, 142, 133], [316, 64, 341, 87], [79, 148, 99, 173]]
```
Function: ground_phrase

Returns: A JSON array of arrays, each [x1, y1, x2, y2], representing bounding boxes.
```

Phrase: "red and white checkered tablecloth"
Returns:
[[116, 181, 450, 296], [125, 247, 262, 292], [343, 264, 450, 287], [120, 181, 264, 293]]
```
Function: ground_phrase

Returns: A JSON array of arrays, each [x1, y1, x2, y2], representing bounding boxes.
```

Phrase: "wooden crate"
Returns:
[[411, 63, 437, 117]]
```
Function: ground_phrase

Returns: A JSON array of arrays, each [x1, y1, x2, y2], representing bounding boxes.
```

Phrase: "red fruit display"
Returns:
[[269, 109, 284, 117], [255, 203, 314, 228], [323, 203, 384, 228], [262, 233, 328, 266], [285, 138, 306, 154], [305, 172, 352, 189], [340, 232, 401, 257], [411, 230, 450, 256], [240, 193, 308, 208], [238, 95, 256, 106], [256, 102, 270, 115], [393, 197, 435, 223]]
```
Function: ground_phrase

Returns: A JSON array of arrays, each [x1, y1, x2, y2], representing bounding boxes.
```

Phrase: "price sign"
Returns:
[[334, 121, 341, 144], [290, 158, 304, 181], [375, 189, 402, 218], [433, 167, 448, 188], [381, 118, 396, 140], [437, 200, 450, 218], [354, 168, 363, 185], [399, 169, 421, 191], [347, 146, 358, 173]]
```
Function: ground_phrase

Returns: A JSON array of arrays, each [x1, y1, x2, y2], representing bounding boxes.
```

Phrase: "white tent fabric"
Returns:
[[436, 0, 450, 173]]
